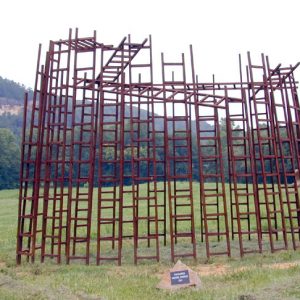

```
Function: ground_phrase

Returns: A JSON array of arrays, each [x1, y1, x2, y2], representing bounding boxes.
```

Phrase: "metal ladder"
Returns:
[[189, 46, 230, 258], [127, 36, 160, 263], [226, 89, 262, 256], [66, 30, 98, 264], [194, 98, 231, 258], [161, 53, 196, 262], [266, 58, 300, 249], [41, 40, 65, 263], [16, 43, 50, 263], [247, 52, 288, 252], [97, 36, 147, 264], [287, 70, 300, 242]]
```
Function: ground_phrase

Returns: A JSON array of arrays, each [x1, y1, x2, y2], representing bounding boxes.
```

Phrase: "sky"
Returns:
[[1, 0, 300, 88]]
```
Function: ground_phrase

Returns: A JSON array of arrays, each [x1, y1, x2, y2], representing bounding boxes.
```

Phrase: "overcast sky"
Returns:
[[1, 0, 300, 88]]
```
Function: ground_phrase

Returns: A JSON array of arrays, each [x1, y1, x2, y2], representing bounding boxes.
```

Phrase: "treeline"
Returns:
[[0, 128, 20, 189], [0, 76, 33, 104], [0, 114, 231, 189], [1, 109, 292, 190], [0, 76, 291, 189], [0, 76, 28, 189]]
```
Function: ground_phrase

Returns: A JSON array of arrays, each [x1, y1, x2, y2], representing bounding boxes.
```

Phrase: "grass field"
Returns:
[[1, 185, 300, 299]]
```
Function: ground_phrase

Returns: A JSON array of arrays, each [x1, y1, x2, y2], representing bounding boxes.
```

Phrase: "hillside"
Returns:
[[0, 76, 33, 104], [0, 75, 213, 137], [0, 76, 32, 116], [0, 76, 214, 189]]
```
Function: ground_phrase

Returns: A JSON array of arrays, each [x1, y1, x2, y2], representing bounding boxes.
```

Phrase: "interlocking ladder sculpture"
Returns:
[[16, 29, 300, 265]]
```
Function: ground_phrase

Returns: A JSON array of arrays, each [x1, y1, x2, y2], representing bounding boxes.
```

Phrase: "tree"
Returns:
[[0, 128, 20, 189], [0, 76, 33, 101]]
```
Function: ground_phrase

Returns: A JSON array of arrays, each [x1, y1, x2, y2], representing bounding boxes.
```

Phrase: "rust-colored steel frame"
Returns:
[[17, 29, 300, 265]]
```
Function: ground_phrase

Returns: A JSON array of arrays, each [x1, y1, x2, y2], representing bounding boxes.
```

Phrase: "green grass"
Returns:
[[1, 184, 300, 299]]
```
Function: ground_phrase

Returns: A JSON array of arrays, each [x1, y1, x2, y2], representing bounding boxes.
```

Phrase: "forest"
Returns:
[[0, 75, 277, 190], [0, 76, 32, 189]]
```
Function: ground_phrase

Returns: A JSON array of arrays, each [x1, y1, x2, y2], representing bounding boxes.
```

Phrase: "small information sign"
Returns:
[[170, 270, 190, 285]]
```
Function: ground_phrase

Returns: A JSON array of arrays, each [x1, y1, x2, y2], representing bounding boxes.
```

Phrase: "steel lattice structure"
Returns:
[[17, 29, 300, 265]]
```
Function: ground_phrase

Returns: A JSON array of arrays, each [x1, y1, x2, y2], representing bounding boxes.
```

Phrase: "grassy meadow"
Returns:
[[1, 184, 300, 299]]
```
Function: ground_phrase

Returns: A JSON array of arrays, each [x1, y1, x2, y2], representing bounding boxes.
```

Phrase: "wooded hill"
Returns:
[[0, 76, 33, 105], [0, 75, 244, 190]]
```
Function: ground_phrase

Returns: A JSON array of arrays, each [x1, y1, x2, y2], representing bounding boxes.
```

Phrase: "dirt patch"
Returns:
[[263, 261, 300, 270], [196, 263, 229, 276], [195, 260, 300, 277], [107, 267, 128, 277], [15, 271, 30, 277]]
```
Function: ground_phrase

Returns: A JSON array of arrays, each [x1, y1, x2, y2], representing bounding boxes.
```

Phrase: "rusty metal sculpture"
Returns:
[[16, 29, 300, 265]]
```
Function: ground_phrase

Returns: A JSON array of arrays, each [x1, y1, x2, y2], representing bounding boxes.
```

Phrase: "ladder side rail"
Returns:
[[266, 58, 298, 249], [41, 40, 59, 261]]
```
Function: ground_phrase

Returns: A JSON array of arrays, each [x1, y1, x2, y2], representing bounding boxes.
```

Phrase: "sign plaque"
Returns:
[[170, 270, 190, 285], [157, 260, 201, 290]]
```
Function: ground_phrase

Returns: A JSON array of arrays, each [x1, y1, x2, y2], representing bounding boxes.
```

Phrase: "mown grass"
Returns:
[[1, 185, 300, 299]]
